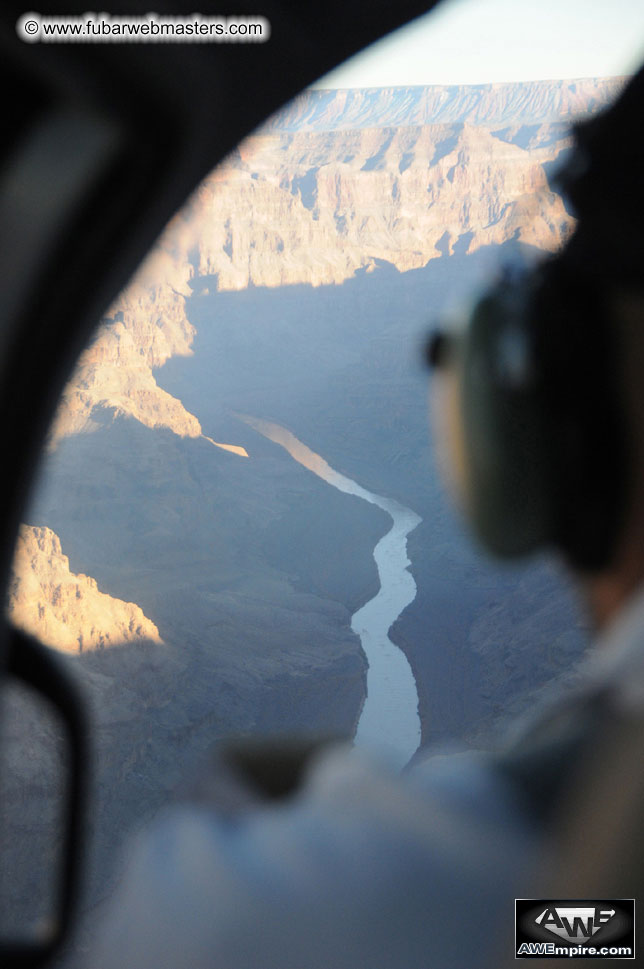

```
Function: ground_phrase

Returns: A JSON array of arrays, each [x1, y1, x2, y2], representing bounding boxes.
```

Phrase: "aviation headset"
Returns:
[[427, 248, 631, 572]]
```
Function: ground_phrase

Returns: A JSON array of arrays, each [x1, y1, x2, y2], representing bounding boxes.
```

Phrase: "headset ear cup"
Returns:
[[458, 292, 553, 558], [430, 259, 629, 569], [535, 264, 629, 572]]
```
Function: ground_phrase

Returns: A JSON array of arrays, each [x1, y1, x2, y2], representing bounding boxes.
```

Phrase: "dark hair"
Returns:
[[558, 65, 644, 287]]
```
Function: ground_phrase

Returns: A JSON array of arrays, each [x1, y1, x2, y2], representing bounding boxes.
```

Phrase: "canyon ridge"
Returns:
[[5, 78, 619, 930]]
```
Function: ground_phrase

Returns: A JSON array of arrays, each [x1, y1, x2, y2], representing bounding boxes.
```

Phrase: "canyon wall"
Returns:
[[8, 77, 619, 661], [7, 525, 161, 652], [46, 78, 620, 448], [4, 79, 618, 931], [268, 78, 624, 130], [48, 246, 201, 448]]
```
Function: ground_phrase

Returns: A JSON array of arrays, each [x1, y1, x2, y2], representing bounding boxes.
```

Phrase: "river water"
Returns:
[[238, 414, 422, 769]]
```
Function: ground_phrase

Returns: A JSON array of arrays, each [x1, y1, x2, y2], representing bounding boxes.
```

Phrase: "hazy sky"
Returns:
[[315, 0, 644, 87]]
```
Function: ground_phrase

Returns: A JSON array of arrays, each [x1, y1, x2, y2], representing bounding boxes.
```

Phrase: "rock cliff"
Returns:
[[6, 79, 619, 930], [269, 77, 624, 130], [49, 242, 202, 448], [49, 78, 620, 445], [7, 525, 161, 652], [20, 78, 614, 669], [194, 121, 571, 291]]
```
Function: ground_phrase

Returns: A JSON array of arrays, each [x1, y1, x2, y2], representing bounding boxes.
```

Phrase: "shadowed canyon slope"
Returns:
[[12, 78, 613, 721], [6, 79, 614, 933], [45, 78, 622, 448], [49, 253, 201, 448]]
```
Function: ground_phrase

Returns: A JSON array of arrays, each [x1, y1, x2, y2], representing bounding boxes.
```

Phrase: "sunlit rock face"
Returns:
[[48, 248, 202, 448], [267, 78, 624, 131], [3, 80, 611, 923], [49, 78, 621, 445], [7, 525, 161, 653], [194, 122, 570, 290], [15, 78, 617, 676], [192, 77, 623, 290]]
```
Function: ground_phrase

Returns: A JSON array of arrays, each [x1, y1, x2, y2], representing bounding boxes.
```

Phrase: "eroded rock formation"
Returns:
[[48, 246, 201, 448], [49, 79, 621, 446], [7, 525, 161, 652], [17, 78, 619, 662], [268, 78, 624, 131]]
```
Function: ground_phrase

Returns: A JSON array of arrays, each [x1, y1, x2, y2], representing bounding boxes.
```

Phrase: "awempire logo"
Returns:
[[535, 905, 615, 944], [515, 900, 635, 959]]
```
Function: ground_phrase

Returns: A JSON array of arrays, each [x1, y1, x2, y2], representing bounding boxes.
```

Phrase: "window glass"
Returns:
[[5, 0, 644, 956]]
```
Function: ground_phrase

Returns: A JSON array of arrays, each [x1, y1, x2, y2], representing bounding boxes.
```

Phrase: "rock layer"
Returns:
[[49, 245, 201, 448], [7, 525, 161, 653], [49, 78, 621, 445], [269, 78, 624, 130]]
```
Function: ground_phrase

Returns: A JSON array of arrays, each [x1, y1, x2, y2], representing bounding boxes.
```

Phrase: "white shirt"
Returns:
[[93, 588, 644, 969], [93, 741, 539, 969]]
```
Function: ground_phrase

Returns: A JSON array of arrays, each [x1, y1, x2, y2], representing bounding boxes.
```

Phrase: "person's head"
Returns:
[[559, 66, 644, 627], [429, 65, 644, 631]]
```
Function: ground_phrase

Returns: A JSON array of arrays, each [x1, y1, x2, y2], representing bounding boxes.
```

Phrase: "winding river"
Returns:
[[238, 414, 422, 769]]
